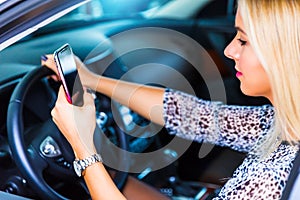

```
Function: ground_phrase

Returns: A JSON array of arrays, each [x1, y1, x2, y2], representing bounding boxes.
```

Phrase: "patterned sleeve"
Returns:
[[163, 89, 274, 152]]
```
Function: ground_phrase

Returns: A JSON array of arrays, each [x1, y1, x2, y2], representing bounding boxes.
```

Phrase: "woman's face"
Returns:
[[224, 9, 273, 103]]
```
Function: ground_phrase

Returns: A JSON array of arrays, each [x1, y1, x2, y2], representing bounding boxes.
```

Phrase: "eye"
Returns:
[[238, 38, 247, 46]]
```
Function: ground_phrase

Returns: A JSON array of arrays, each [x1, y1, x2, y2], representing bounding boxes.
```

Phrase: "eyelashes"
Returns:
[[238, 38, 247, 46]]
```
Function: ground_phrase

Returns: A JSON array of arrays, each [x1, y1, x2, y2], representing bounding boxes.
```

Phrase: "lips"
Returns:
[[234, 66, 243, 78], [236, 71, 243, 77]]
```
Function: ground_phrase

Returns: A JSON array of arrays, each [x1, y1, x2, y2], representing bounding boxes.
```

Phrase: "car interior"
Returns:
[[0, 0, 273, 199]]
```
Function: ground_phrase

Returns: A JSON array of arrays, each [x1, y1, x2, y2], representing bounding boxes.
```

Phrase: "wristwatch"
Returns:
[[73, 153, 103, 177]]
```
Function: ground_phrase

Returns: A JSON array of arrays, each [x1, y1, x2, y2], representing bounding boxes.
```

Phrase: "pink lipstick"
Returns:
[[236, 71, 243, 77]]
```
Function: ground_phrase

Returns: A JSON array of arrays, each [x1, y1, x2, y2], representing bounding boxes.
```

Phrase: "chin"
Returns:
[[240, 86, 255, 97]]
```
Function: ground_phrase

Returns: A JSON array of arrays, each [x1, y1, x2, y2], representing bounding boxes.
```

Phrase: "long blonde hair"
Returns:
[[238, 0, 300, 152]]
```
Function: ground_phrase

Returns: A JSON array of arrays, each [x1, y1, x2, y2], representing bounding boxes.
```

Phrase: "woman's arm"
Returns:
[[164, 89, 274, 152], [86, 73, 165, 126], [43, 54, 166, 198], [52, 86, 126, 200], [42, 55, 165, 126]]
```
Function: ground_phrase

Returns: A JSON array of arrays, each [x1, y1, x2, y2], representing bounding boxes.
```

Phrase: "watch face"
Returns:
[[73, 160, 82, 177]]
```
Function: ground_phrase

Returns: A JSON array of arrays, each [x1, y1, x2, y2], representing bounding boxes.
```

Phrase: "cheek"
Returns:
[[239, 55, 271, 97]]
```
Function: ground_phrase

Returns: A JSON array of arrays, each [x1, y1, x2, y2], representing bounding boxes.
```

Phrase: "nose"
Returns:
[[224, 38, 239, 61]]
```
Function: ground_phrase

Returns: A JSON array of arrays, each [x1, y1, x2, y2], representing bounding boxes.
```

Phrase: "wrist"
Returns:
[[84, 72, 99, 91], [72, 141, 97, 160]]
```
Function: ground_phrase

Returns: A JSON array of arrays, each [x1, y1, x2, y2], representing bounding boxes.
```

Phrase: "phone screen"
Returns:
[[54, 44, 84, 106]]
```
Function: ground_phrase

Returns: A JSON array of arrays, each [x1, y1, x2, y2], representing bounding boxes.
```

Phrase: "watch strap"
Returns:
[[74, 153, 102, 177]]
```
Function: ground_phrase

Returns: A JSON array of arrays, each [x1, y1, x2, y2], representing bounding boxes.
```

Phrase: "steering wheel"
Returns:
[[7, 67, 129, 200]]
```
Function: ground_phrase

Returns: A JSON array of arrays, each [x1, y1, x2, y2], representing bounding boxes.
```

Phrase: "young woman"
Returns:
[[42, 0, 300, 199]]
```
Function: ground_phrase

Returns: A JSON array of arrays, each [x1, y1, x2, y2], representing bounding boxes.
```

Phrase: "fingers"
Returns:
[[56, 86, 95, 108], [51, 86, 69, 118], [42, 54, 85, 82], [51, 87, 63, 124], [74, 55, 83, 69], [41, 54, 60, 81], [41, 54, 54, 68], [83, 88, 96, 105], [57, 86, 69, 104]]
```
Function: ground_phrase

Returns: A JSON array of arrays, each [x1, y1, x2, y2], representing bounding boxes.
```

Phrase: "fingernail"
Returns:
[[41, 55, 48, 61]]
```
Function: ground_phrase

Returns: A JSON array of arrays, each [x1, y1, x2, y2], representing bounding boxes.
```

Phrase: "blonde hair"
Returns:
[[238, 0, 300, 153]]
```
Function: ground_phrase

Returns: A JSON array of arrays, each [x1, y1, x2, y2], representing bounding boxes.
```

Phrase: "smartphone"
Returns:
[[54, 43, 84, 106]]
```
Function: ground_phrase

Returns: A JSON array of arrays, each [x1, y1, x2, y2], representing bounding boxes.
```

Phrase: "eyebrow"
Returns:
[[235, 26, 247, 35]]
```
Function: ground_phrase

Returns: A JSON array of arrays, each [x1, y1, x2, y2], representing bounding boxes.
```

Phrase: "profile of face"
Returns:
[[224, 8, 272, 103]]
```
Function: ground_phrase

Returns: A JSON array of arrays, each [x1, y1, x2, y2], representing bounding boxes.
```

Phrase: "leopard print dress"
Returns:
[[163, 89, 299, 200]]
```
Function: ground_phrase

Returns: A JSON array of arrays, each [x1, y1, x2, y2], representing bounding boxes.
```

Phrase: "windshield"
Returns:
[[58, 0, 172, 21]]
